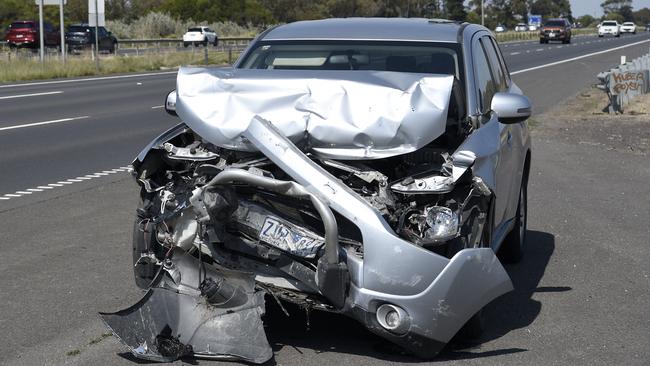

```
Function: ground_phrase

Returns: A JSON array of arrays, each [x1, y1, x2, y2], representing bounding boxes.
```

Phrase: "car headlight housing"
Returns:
[[423, 206, 459, 242]]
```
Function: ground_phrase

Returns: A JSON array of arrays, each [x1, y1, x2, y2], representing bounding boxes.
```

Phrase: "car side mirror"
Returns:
[[165, 91, 177, 117], [491, 92, 532, 124]]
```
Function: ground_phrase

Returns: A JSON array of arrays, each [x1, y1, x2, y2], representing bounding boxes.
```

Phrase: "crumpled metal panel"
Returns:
[[175, 67, 454, 159], [100, 250, 272, 364]]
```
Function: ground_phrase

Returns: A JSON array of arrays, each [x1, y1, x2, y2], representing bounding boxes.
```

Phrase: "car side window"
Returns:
[[473, 38, 498, 114], [488, 37, 511, 86], [481, 36, 507, 91]]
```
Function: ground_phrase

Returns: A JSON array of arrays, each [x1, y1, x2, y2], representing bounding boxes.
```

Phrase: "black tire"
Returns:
[[500, 179, 528, 263], [213, 38, 219, 46], [598, 34, 603, 37], [183, 42, 189, 48], [616, 33, 620, 37], [564, 37, 571, 44], [203, 40, 208, 47]]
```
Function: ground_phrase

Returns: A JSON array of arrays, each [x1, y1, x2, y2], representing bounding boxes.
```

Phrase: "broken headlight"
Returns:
[[424, 206, 459, 241], [405, 205, 460, 245]]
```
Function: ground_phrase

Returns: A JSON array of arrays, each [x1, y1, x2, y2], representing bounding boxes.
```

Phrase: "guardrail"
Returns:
[[596, 50, 650, 113], [1, 36, 254, 52]]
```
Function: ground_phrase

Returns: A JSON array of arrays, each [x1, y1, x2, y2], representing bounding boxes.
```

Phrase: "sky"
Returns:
[[570, 0, 650, 17]]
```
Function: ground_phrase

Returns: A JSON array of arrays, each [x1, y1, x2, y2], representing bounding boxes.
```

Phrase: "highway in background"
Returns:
[[0, 32, 649, 365]]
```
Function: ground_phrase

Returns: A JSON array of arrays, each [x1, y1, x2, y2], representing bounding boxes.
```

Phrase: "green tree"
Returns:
[[576, 14, 596, 27], [633, 7, 650, 24], [512, 0, 529, 22], [445, 0, 467, 21]]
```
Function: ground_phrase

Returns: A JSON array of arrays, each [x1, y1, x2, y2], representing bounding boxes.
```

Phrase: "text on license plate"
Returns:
[[259, 217, 321, 257]]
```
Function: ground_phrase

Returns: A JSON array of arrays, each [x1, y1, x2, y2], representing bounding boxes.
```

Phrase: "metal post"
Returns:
[[94, 0, 99, 71], [59, 0, 65, 61], [39, 0, 45, 62], [204, 44, 208, 65], [481, 0, 484, 26]]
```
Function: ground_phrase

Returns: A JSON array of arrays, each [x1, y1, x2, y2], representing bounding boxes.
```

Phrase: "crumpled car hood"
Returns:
[[175, 67, 454, 159]]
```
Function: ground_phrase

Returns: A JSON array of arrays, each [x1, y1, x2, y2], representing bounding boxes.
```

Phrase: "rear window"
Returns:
[[68, 26, 91, 33], [188, 28, 202, 32], [602, 21, 618, 26], [544, 20, 566, 27], [623, 22, 634, 26], [10, 22, 34, 29]]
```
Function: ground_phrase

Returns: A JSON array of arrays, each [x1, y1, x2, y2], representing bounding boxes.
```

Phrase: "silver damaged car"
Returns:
[[101, 18, 532, 363]]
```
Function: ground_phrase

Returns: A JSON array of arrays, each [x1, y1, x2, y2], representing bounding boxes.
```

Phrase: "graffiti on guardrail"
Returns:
[[611, 71, 646, 94], [597, 52, 650, 113]]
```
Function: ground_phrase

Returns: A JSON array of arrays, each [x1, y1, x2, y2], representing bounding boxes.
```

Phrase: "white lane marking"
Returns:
[[535, 48, 544, 52], [0, 166, 133, 201], [512, 37, 650, 75], [0, 91, 63, 100], [510, 52, 521, 55], [0, 71, 177, 89], [0, 116, 89, 132], [151, 105, 164, 109]]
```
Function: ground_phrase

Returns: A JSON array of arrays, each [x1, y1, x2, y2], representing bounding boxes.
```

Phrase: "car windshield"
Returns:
[[10, 23, 33, 29], [188, 28, 202, 32], [602, 21, 618, 26], [238, 41, 462, 78], [68, 26, 90, 32], [544, 20, 565, 27], [623, 22, 634, 26]]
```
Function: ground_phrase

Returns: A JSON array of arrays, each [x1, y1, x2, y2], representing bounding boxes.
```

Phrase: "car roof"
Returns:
[[261, 18, 468, 43]]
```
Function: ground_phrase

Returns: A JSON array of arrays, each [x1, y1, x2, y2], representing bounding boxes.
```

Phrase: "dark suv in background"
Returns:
[[65, 24, 118, 53], [5, 21, 60, 49], [539, 18, 572, 43]]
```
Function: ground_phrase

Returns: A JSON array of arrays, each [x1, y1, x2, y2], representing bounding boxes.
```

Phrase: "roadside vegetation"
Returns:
[[0, 51, 234, 83], [495, 27, 596, 42]]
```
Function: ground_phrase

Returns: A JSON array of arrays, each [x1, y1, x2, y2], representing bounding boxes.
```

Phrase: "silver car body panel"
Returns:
[[175, 67, 454, 159]]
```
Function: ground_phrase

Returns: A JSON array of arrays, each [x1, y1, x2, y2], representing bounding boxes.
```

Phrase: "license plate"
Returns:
[[17, 35, 23, 38], [259, 217, 323, 257], [549, 33, 555, 37]]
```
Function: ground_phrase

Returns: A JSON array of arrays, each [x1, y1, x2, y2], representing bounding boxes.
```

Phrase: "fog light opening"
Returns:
[[376, 304, 410, 334]]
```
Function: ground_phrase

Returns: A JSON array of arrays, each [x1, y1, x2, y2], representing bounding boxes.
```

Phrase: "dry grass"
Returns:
[[495, 28, 596, 43], [0, 51, 236, 83]]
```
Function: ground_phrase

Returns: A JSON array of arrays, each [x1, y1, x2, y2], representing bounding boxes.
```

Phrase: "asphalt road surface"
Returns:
[[1, 32, 649, 366]]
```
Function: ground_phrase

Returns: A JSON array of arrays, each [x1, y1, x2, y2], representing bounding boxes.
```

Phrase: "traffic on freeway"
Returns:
[[1, 9, 649, 366]]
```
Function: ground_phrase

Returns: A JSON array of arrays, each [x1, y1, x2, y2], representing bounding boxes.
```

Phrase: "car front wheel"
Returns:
[[499, 178, 528, 263]]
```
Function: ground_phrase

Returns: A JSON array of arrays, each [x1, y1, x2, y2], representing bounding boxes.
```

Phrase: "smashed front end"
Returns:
[[100, 67, 512, 363]]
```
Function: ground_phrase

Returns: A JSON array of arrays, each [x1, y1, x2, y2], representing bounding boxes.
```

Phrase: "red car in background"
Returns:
[[5, 21, 60, 50]]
